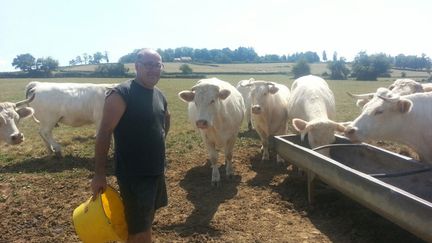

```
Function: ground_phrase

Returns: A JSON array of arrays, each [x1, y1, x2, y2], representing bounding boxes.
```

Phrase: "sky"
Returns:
[[1, 0, 431, 72]]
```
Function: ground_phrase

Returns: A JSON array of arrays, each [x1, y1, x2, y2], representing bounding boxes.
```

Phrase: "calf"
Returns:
[[288, 75, 345, 156], [178, 78, 245, 186], [25, 81, 116, 157], [0, 95, 35, 145]]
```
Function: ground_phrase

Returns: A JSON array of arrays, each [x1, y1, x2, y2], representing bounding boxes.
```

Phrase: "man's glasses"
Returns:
[[137, 61, 164, 70]]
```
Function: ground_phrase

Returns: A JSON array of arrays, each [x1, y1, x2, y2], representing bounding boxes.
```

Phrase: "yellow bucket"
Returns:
[[72, 186, 128, 243]]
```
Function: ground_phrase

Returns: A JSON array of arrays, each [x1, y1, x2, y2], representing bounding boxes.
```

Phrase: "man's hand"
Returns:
[[91, 174, 107, 200]]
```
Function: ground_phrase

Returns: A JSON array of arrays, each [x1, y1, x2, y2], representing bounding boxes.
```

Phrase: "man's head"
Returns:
[[135, 48, 163, 89]]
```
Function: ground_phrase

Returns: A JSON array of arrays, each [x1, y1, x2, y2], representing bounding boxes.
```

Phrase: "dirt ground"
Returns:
[[0, 135, 426, 243]]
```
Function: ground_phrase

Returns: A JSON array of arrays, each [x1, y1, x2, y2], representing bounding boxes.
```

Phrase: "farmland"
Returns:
[[0, 66, 426, 242]]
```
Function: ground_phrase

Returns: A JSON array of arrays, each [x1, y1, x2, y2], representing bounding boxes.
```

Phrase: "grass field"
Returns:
[[0, 75, 398, 167], [0, 73, 423, 242], [60, 62, 431, 80]]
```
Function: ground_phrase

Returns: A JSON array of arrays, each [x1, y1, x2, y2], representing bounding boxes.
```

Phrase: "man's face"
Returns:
[[135, 53, 163, 88]]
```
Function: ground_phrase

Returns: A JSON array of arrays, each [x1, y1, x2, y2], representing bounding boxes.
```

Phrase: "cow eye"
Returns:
[[210, 100, 215, 104], [374, 110, 384, 115]]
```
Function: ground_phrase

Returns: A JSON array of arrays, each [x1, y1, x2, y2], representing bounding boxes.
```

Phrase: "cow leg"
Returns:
[[224, 137, 236, 178], [207, 144, 220, 187], [261, 137, 270, 161], [247, 120, 253, 131], [276, 154, 284, 164], [39, 123, 62, 157], [246, 110, 253, 131]]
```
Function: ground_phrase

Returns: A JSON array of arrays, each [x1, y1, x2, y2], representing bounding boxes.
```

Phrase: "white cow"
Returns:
[[349, 79, 432, 107], [178, 77, 244, 186], [0, 96, 34, 145], [25, 81, 116, 157], [244, 80, 290, 163], [288, 75, 345, 156], [236, 78, 254, 130], [344, 87, 432, 164]]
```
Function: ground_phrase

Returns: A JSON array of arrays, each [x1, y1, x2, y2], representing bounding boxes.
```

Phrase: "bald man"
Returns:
[[91, 48, 170, 243]]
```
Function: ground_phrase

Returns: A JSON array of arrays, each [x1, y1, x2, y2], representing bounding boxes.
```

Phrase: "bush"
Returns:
[[179, 64, 193, 74], [95, 63, 129, 77], [292, 59, 310, 78], [327, 59, 350, 80]]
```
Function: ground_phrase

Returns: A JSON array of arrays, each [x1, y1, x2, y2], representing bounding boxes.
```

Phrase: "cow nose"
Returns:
[[251, 105, 261, 114], [11, 133, 24, 144], [196, 120, 208, 129]]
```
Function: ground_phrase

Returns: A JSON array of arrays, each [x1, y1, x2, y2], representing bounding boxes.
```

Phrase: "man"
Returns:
[[91, 48, 170, 243]]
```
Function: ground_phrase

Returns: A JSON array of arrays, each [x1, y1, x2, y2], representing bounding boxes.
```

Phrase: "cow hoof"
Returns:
[[211, 181, 220, 187], [54, 151, 63, 159]]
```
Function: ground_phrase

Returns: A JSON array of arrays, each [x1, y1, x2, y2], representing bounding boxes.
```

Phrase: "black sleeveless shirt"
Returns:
[[113, 79, 167, 176]]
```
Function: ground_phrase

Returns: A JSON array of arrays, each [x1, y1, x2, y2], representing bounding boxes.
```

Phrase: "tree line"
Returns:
[[68, 51, 109, 65], [119, 47, 321, 64], [7, 47, 432, 81]]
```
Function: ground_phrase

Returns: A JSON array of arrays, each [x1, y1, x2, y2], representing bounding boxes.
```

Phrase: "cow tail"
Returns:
[[24, 82, 40, 124]]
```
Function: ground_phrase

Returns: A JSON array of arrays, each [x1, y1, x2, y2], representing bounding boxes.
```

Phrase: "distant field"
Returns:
[[60, 62, 430, 80]]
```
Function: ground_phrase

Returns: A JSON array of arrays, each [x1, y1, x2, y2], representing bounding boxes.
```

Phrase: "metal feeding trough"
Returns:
[[273, 134, 432, 242]]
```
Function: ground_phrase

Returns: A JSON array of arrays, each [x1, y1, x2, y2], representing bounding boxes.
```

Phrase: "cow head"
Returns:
[[344, 87, 412, 142], [388, 79, 423, 96], [249, 81, 279, 115], [178, 83, 230, 129], [0, 96, 35, 145], [292, 118, 345, 155], [348, 79, 423, 108]]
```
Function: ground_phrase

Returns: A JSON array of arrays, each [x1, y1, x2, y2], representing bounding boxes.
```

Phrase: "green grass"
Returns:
[[59, 62, 431, 80], [0, 73, 395, 166]]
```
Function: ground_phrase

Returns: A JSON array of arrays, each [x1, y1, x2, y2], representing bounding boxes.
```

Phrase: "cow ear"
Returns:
[[397, 99, 412, 113], [356, 98, 369, 107], [292, 118, 307, 132], [218, 89, 231, 100], [333, 122, 347, 133], [0, 115, 5, 125], [269, 86, 279, 94], [16, 107, 34, 119], [178, 91, 195, 103]]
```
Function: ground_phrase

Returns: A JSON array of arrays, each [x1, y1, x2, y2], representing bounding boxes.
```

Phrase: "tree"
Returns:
[[351, 52, 391, 81], [104, 51, 109, 63], [12, 53, 35, 72], [119, 49, 141, 63], [286, 52, 320, 63], [38, 57, 59, 74], [89, 52, 104, 64], [83, 53, 89, 64], [332, 51, 338, 61], [327, 58, 350, 80], [179, 64, 193, 74], [75, 56, 83, 65], [292, 59, 310, 78], [322, 51, 327, 62]]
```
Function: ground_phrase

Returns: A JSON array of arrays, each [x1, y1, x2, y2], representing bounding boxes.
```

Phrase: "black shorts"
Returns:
[[117, 174, 168, 234]]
